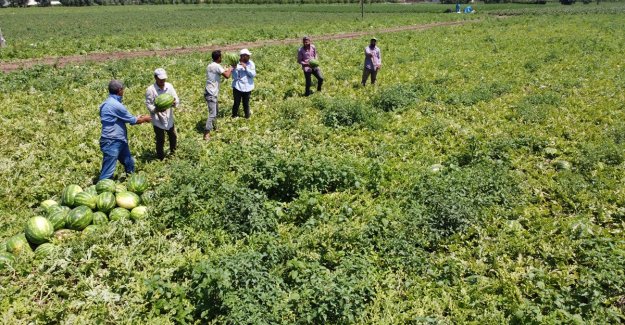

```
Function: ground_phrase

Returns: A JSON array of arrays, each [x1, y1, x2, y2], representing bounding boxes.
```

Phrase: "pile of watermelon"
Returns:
[[1, 173, 151, 267]]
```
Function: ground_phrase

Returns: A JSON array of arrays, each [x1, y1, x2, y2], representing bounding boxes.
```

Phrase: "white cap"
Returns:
[[239, 48, 252, 56], [154, 68, 167, 79]]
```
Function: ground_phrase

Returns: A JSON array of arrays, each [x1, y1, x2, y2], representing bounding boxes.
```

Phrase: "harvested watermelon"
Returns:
[[82, 225, 100, 236], [40, 199, 59, 212], [127, 173, 148, 194], [85, 185, 98, 196], [47, 208, 68, 230], [0, 252, 14, 269], [92, 211, 109, 225], [25, 216, 54, 245], [96, 192, 116, 213], [116, 191, 140, 210], [109, 207, 130, 221], [115, 183, 127, 194], [61, 184, 83, 207], [53, 229, 77, 242], [309, 59, 320, 68], [74, 192, 97, 210], [34, 243, 57, 259], [96, 179, 116, 194], [6, 234, 32, 255], [66, 206, 93, 231], [154, 93, 175, 112], [140, 191, 154, 206], [130, 206, 148, 221]]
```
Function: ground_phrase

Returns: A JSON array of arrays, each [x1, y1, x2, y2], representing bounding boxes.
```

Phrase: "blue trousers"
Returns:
[[99, 138, 135, 180]]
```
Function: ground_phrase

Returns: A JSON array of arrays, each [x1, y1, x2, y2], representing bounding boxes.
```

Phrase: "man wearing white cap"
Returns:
[[231, 48, 256, 118], [145, 68, 180, 160]]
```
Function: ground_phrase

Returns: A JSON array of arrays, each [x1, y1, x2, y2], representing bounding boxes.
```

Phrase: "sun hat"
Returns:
[[239, 49, 252, 56]]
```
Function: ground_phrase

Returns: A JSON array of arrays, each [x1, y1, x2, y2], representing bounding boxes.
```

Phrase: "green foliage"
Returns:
[[2, 4, 625, 324], [409, 161, 522, 242], [371, 83, 420, 112], [313, 96, 379, 129]]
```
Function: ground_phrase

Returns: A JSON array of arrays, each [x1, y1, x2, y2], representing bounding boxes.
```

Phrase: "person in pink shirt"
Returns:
[[297, 36, 324, 96], [362, 38, 381, 86]]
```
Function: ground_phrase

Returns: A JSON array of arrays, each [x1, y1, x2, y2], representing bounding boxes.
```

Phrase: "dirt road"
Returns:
[[0, 20, 473, 73]]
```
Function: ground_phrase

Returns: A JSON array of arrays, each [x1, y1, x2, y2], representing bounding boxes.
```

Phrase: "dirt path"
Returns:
[[0, 20, 474, 73]]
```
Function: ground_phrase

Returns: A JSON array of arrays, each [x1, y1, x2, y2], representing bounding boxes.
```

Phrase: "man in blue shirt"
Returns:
[[99, 80, 151, 180], [231, 48, 256, 118]]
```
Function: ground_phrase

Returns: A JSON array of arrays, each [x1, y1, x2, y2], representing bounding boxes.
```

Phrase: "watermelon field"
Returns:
[[2, 2, 625, 323]]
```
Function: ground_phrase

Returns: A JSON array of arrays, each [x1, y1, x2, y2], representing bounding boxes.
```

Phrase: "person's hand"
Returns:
[[240, 62, 247, 69], [137, 114, 151, 124]]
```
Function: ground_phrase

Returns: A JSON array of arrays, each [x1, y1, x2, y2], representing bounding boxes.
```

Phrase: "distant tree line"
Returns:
[[2, 0, 614, 7]]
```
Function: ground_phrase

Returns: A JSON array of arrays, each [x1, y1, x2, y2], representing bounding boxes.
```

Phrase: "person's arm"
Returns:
[[222, 65, 232, 79], [244, 61, 256, 78], [298, 48, 308, 66], [365, 46, 373, 58], [145, 87, 156, 114], [136, 114, 151, 124]]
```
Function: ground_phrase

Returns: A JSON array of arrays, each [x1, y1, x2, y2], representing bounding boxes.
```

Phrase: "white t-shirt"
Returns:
[[205, 62, 226, 97]]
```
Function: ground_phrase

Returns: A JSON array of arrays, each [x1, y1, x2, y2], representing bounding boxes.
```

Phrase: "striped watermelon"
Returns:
[[53, 229, 77, 242], [61, 184, 83, 207], [154, 93, 175, 112], [130, 206, 148, 221], [85, 185, 98, 196], [40, 199, 59, 212], [116, 191, 140, 209], [6, 234, 32, 255], [115, 183, 127, 194], [92, 211, 109, 225], [140, 191, 154, 206], [74, 192, 97, 210], [96, 192, 116, 213], [47, 208, 68, 230], [34, 243, 57, 259], [82, 225, 100, 236], [25, 216, 54, 245], [109, 207, 130, 221], [96, 179, 116, 194], [127, 173, 148, 194], [0, 252, 14, 269], [66, 206, 93, 231]]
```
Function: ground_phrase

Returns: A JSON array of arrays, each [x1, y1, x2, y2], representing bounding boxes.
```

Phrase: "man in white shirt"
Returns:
[[204, 50, 233, 141], [145, 68, 180, 160]]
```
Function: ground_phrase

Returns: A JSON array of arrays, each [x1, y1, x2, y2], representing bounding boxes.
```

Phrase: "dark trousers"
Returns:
[[304, 68, 324, 96], [361, 68, 378, 86], [232, 88, 251, 118], [99, 138, 134, 180], [154, 125, 177, 160]]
